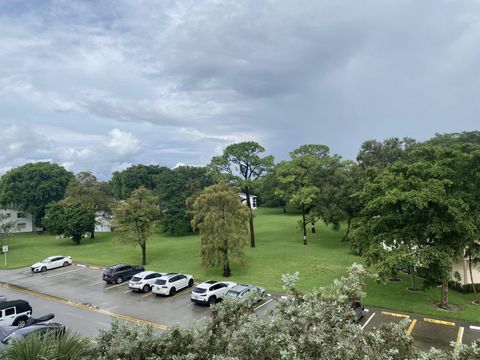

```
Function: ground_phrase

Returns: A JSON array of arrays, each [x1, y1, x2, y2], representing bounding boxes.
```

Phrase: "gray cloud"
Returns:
[[1, 0, 480, 179]]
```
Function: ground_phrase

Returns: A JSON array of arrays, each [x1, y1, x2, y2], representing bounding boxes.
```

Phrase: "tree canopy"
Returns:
[[43, 201, 96, 245], [0, 162, 73, 227], [191, 182, 249, 277], [111, 165, 170, 200]]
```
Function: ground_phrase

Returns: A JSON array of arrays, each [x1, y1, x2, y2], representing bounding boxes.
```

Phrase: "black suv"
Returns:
[[103, 264, 145, 284]]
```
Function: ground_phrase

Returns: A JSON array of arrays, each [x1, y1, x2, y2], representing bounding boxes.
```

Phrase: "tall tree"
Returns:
[[210, 142, 273, 248], [191, 182, 249, 277], [275, 145, 330, 245], [154, 166, 213, 235], [0, 213, 17, 248], [0, 162, 73, 228], [354, 155, 475, 309], [65, 171, 114, 238], [43, 201, 96, 245], [111, 165, 170, 200], [112, 187, 160, 265]]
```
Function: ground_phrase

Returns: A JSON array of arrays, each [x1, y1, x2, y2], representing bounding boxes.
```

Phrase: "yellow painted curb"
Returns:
[[407, 319, 417, 335], [381, 311, 410, 319], [456, 326, 464, 345], [423, 318, 455, 327], [0, 282, 167, 330]]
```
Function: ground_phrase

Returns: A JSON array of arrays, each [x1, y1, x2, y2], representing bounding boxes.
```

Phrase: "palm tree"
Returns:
[[1, 329, 90, 360]]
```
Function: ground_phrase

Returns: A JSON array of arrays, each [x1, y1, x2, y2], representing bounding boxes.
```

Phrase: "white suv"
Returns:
[[152, 273, 194, 296], [0, 300, 32, 327], [191, 280, 237, 305], [128, 271, 165, 293]]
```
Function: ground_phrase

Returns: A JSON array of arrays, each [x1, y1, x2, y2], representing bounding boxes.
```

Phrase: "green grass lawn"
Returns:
[[2, 207, 479, 322]]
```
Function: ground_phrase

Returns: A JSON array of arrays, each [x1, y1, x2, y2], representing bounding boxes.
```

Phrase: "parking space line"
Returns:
[[167, 290, 189, 300], [361, 312, 376, 330], [381, 311, 410, 319], [46, 268, 84, 278], [123, 290, 132, 294], [87, 280, 105, 286], [456, 326, 464, 345], [254, 298, 273, 311], [470, 325, 480, 331], [142, 292, 153, 298], [105, 283, 128, 290], [0, 282, 167, 330], [407, 319, 417, 335], [423, 318, 455, 327]]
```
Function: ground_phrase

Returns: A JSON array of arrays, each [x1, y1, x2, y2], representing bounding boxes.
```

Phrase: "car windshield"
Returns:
[[192, 287, 207, 294], [131, 276, 141, 282], [104, 268, 114, 274], [41, 259, 50, 263], [226, 291, 239, 299], [155, 279, 166, 285]]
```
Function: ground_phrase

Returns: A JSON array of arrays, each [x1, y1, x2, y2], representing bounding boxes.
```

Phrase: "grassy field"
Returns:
[[1, 207, 479, 322]]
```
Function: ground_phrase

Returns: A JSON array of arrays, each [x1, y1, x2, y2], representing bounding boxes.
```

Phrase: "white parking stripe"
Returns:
[[123, 290, 132, 294], [46, 268, 84, 278], [361, 312, 376, 330], [105, 282, 128, 290], [470, 325, 480, 331], [87, 281, 105, 286], [254, 298, 273, 311]]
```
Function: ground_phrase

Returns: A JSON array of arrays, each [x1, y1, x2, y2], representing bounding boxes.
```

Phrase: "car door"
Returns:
[[215, 283, 228, 296], [123, 266, 132, 278], [1, 307, 16, 325], [51, 257, 62, 269], [146, 273, 160, 285], [177, 275, 188, 289]]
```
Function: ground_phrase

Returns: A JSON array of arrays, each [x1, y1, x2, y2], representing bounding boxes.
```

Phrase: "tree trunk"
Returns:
[[342, 217, 352, 242], [90, 230, 95, 239], [141, 243, 147, 265], [440, 278, 449, 309], [410, 266, 417, 290], [311, 221, 316, 234], [302, 208, 307, 245], [469, 253, 477, 294], [245, 190, 256, 248], [223, 242, 230, 277]]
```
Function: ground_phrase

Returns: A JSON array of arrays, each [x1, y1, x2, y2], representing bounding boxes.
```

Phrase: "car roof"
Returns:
[[11, 323, 63, 336], [109, 264, 127, 269], [230, 284, 252, 292], [0, 300, 31, 311], [158, 273, 180, 279], [196, 280, 219, 289], [135, 271, 159, 277]]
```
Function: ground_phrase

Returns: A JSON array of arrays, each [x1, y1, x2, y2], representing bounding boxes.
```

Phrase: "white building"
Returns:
[[0, 209, 36, 233], [451, 243, 480, 285], [239, 193, 257, 209], [95, 211, 112, 232]]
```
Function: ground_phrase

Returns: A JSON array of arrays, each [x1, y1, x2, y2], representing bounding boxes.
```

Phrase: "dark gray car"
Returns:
[[103, 264, 145, 284]]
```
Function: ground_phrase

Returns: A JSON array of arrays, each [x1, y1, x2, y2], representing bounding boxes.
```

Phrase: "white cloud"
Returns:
[[106, 128, 141, 156]]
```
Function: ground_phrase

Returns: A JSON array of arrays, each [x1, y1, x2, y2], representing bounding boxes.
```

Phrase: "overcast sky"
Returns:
[[1, 1, 480, 179]]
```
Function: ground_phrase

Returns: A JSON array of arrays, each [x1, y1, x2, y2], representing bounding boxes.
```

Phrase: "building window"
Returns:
[[16, 212, 26, 219], [17, 223, 27, 230], [4, 213, 11, 218]]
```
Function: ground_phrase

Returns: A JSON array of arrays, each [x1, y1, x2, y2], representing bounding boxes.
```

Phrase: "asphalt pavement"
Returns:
[[0, 264, 479, 353]]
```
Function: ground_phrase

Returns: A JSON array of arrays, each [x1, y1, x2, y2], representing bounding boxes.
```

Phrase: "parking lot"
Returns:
[[0, 264, 277, 334], [1, 264, 479, 353], [359, 307, 480, 353]]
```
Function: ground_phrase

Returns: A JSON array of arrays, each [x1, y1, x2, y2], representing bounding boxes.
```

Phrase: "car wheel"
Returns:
[[142, 285, 150, 293], [41, 266, 47, 272], [188, 279, 194, 287], [63, 261, 69, 267], [116, 277, 123, 284], [15, 318, 27, 328], [208, 296, 216, 305], [169, 287, 176, 296]]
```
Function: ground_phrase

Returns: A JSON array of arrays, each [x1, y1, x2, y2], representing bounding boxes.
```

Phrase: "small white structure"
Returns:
[[239, 193, 257, 209], [451, 243, 480, 285], [0, 209, 36, 233], [95, 211, 112, 232]]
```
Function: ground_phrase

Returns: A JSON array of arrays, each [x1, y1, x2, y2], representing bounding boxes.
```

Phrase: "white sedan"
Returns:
[[191, 280, 237, 305], [152, 273, 194, 296], [30, 256, 72, 273]]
